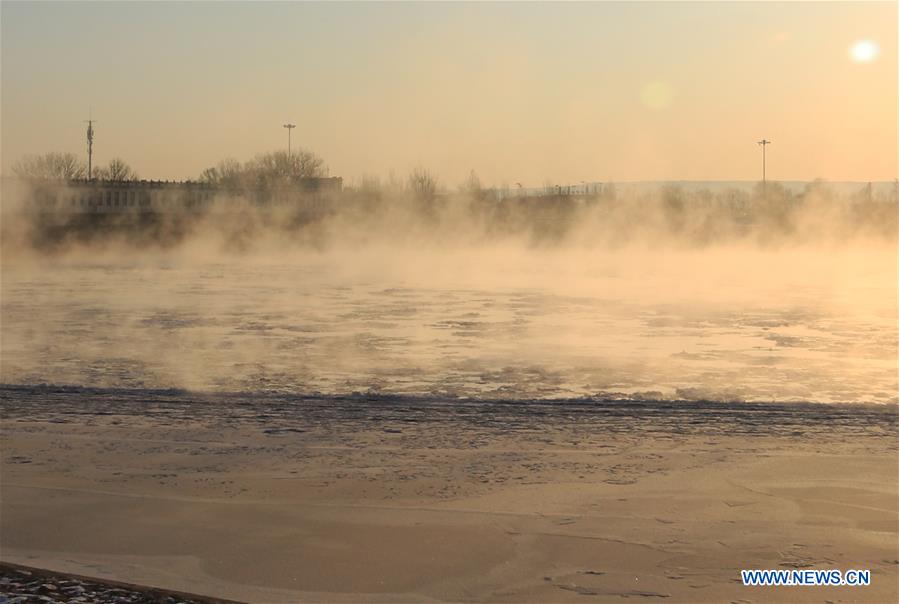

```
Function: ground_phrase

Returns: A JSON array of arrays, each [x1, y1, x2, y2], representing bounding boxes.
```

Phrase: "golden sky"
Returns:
[[1, 1, 895, 185]]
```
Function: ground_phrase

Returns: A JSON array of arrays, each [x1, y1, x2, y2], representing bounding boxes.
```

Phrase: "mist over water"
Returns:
[[1, 181, 896, 404]]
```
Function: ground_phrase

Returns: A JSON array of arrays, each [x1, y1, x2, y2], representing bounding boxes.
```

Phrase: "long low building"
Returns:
[[27, 177, 343, 214]]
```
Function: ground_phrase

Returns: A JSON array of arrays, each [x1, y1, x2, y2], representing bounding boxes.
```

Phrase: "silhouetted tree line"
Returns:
[[198, 150, 327, 190], [10, 150, 897, 249], [13, 152, 139, 182]]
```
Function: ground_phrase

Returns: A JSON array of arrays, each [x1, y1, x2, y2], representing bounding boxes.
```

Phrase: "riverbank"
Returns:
[[2, 386, 897, 602]]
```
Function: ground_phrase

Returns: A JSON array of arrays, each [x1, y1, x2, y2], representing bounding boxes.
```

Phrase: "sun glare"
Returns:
[[849, 39, 880, 63]]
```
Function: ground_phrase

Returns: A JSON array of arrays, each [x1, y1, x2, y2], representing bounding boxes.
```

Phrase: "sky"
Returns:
[[1, 1, 896, 186]]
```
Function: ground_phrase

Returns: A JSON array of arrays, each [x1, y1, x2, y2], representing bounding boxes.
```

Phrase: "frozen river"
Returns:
[[2, 245, 895, 404]]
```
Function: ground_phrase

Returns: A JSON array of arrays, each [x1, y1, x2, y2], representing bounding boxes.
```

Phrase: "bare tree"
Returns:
[[199, 158, 243, 189], [460, 169, 484, 198], [407, 167, 438, 201], [94, 157, 139, 181], [198, 150, 327, 190], [198, 166, 220, 185], [357, 174, 384, 199], [250, 150, 327, 184], [12, 152, 86, 180]]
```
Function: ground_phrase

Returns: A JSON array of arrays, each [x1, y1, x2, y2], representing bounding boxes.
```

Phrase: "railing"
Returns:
[[489, 182, 604, 200]]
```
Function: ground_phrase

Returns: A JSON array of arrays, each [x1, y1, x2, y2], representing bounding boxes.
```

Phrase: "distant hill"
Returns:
[[601, 180, 896, 196]]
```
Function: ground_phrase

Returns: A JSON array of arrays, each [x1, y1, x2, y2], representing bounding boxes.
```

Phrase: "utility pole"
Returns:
[[85, 111, 97, 180], [757, 139, 771, 195], [283, 123, 296, 158]]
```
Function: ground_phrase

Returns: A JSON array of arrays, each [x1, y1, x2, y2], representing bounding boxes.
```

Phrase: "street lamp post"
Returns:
[[757, 139, 771, 194], [283, 123, 296, 158]]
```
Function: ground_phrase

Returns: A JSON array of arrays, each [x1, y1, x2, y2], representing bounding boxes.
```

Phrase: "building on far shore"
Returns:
[[32, 179, 212, 214], [25, 176, 343, 215]]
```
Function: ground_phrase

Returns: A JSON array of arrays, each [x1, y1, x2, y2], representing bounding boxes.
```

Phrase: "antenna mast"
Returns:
[[85, 111, 97, 180]]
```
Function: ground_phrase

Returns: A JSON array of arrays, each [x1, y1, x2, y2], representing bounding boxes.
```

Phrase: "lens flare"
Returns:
[[640, 81, 674, 110], [849, 40, 879, 63]]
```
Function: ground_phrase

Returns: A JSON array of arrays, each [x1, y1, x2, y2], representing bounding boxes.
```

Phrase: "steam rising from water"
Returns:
[[1, 180, 896, 404]]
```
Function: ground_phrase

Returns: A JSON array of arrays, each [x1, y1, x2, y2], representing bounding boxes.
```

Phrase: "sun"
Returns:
[[849, 40, 879, 63]]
